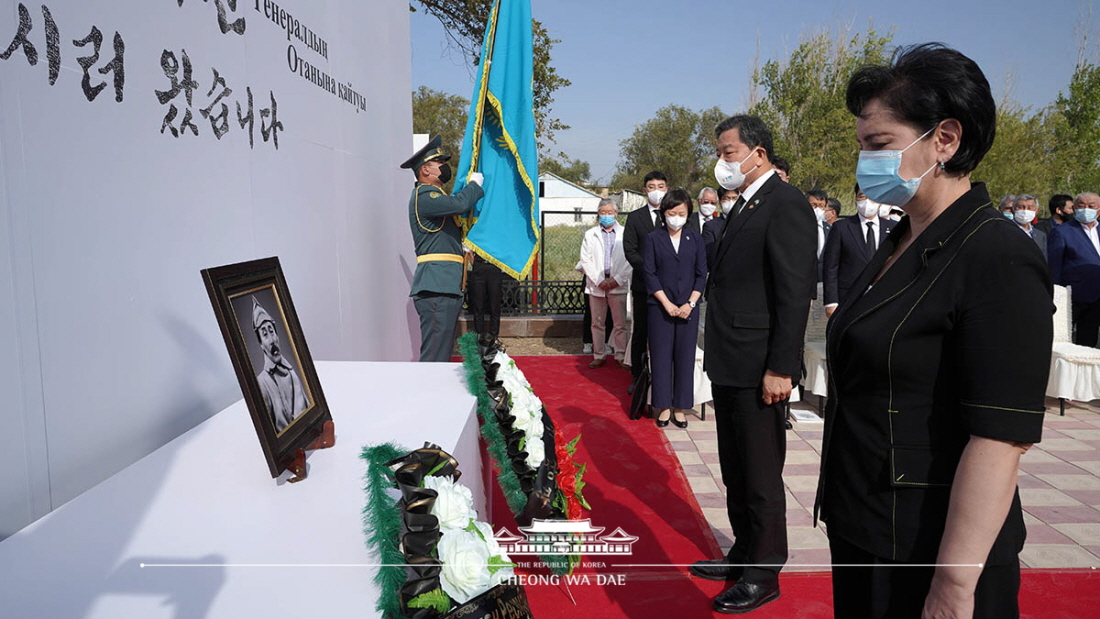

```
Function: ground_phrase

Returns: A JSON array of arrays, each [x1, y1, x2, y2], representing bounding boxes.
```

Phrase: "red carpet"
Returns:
[[485, 355, 1100, 618]]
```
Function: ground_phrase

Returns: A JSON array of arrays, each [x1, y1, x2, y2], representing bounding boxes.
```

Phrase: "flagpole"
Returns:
[[468, 0, 502, 177]]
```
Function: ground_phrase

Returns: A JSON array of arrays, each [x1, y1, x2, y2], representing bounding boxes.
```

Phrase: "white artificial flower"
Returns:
[[510, 389, 542, 419], [422, 475, 475, 531], [513, 409, 544, 442], [524, 435, 546, 470], [437, 527, 494, 604], [473, 520, 515, 587]]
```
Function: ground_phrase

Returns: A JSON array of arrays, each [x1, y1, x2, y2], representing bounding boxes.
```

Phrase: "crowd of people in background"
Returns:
[[404, 36, 1093, 619], [567, 42, 1088, 617], [580, 163, 1100, 355]]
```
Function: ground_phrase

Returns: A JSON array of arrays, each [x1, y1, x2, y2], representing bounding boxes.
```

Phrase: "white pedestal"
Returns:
[[0, 360, 482, 619]]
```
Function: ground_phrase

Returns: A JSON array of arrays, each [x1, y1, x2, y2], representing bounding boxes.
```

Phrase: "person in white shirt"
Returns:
[[823, 184, 898, 317], [580, 199, 632, 368]]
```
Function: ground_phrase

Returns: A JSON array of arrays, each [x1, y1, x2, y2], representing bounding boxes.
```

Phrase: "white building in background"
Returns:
[[538, 172, 602, 227], [612, 189, 648, 213]]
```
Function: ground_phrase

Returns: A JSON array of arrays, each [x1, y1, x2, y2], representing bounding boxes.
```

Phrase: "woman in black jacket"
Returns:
[[816, 43, 1052, 619]]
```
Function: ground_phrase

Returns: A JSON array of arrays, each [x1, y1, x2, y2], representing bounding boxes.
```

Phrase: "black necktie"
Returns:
[[730, 196, 747, 219], [866, 221, 875, 253], [719, 197, 747, 243]]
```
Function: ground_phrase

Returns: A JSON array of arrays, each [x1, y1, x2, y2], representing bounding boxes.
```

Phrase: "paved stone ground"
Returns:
[[663, 397, 1100, 571]]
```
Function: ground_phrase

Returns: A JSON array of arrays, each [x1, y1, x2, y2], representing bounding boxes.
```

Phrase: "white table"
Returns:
[[0, 361, 482, 619]]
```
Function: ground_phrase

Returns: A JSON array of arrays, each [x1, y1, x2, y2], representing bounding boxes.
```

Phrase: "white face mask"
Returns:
[[813, 207, 825, 222], [713, 150, 759, 190], [1014, 209, 1036, 225], [856, 199, 880, 219], [878, 204, 893, 218], [720, 199, 736, 215], [699, 203, 717, 217], [647, 189, 666, 206], [665, 215, 687, 231], [888, 213, 903, 222]]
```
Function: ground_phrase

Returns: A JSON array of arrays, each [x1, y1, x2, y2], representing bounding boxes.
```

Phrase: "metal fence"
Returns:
[[539, 209, 595, 282], [464, 279, 586, 315], [460, 209, 634, 315]]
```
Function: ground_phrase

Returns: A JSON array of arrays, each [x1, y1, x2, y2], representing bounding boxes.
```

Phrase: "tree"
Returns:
[[972, 100, 1060, 201], [610, 105, 727, 196], [1051, 59, 1100, 193], [409, 1, 571, 151], [541, 156, 592, 185], [748, 25, 894, 208], [412, 86, 469, 191]]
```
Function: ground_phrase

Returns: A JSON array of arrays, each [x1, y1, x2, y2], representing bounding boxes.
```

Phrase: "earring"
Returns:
[[938, 161, 946, 171]]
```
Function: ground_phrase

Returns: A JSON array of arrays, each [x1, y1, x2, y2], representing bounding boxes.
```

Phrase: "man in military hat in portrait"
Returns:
[[401, 135, 485, 362], [251, 296, 309, 432]]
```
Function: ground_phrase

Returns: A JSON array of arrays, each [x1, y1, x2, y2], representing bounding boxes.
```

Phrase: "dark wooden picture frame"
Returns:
[[202, 257, 332, 478]]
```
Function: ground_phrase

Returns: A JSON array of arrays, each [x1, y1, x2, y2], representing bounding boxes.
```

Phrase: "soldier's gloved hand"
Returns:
[[469, 172, 484, 186]]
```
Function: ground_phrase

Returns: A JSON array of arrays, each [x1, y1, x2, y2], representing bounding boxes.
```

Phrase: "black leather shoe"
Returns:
[[655, 417, 669, 428], [713, 581, 780, 614], [689, 558, 743, 582], [671, 412, 688, 429], [785, 419, 793, 430]]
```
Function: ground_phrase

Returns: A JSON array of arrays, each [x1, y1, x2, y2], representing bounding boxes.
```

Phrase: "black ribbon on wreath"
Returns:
[[384, 444, 461, 619]]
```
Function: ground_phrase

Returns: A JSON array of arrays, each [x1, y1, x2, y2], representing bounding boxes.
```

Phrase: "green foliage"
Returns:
[[457, 332, 526, 515], [972, 101, 1060, 200], [541, 156, 592, 185], [407, 588, 452, 613], [973, 58, 1100, 206], [748, 25, 894, 209], [611, 105, 727, 195], [487, 555, 517, 576], [1052, 60, 1100, 193], [360, 442, 412, 619], [410, 1, 571, 150]]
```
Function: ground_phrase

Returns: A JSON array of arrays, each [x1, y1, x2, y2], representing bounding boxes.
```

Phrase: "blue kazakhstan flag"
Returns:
[[453, 0, 539, 280]]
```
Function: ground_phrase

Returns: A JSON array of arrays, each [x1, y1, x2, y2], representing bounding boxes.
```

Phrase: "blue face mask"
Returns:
[[1076, 208, 1098, 224], [1002, 211, 1015, 220], [599, 215, 617, 227], [855, 127, 939, 208]]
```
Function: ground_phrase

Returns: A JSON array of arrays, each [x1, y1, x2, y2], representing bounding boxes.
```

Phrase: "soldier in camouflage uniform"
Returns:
[[400, 135, 485, 361]]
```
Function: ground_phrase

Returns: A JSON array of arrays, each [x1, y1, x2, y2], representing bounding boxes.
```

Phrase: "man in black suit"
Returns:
[[623, 171, 668, 388], [1011, 194, 1047, 258], [688, 187, 721, 235], [691, 115, 817, 613], [822, 184, 897, 316]]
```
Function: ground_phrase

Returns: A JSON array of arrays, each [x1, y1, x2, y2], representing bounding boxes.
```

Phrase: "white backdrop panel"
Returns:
[[0, 0, 417, 536]]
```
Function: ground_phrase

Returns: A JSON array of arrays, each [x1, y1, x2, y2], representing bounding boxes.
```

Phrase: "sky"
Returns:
[[411, 0, 1096, 185]]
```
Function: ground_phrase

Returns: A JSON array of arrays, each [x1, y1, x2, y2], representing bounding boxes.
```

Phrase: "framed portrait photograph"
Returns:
[[202, 257, 332, 478]]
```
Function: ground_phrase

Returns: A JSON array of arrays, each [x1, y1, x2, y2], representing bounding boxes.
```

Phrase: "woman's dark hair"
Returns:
[[660, 187, 694, 218], [846, 43, 995, 174]]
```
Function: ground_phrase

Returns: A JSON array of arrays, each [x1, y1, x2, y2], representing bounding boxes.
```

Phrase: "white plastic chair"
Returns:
[[1046, 284, 1100, 414]]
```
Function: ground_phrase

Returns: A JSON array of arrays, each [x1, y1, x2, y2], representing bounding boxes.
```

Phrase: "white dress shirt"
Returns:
[[1085, 222, 1100, 256]]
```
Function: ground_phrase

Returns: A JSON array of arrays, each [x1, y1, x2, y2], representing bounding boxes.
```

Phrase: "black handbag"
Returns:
[[628, 352, 651, 420]]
